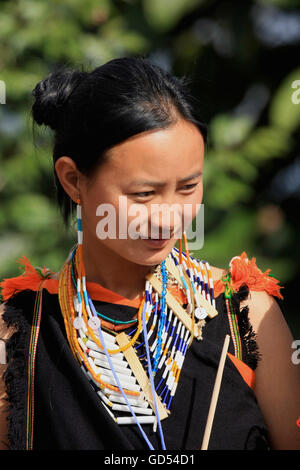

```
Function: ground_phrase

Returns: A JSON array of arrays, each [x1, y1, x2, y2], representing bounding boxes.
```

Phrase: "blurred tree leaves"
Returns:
[[210, 115, 255, 148], [270, 68, 300, 132], [0, 0, 299, 334], [256, 0, 300, 8], [142, 0, 202, 32]]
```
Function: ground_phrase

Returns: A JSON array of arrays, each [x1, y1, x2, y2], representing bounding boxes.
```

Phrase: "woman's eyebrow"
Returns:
[[129, 171, 203, 187]]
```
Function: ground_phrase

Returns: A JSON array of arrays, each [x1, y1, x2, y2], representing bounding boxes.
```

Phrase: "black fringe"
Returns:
[[2, 291, 32, 450], [230, 283, 261, 371]]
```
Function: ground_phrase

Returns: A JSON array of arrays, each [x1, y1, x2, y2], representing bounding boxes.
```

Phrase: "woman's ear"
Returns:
[[55, 156, 80, 203]]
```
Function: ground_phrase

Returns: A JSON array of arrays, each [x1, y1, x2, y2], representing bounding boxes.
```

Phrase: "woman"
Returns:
[[0, 56, 299, 450]]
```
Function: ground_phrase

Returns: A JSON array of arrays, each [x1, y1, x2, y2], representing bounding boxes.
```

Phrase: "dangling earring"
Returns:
[[76, 196, 87, 290], [178, 233, 183, 265], [73, 196, 92, 329], [76, 197, 83, 246], [70, 197, 77, 232], [75, 196, 85, 298]]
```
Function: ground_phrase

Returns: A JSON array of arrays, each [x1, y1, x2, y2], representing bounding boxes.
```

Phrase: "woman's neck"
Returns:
[[81, 241, 155, 301]]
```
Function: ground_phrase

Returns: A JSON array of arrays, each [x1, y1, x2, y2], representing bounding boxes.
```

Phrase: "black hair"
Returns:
[[31, 56, 207, 227]]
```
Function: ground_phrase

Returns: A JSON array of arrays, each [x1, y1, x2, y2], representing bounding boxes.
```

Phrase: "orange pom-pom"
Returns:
[[0, 256, 57, 301], [214, 252, 284, 300]]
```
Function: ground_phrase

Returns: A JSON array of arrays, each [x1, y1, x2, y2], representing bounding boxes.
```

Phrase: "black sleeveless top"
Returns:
[[2, 282, 274, 450]]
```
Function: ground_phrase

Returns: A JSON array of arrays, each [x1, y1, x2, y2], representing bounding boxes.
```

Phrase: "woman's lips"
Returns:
[[142, 237, 172, 248]]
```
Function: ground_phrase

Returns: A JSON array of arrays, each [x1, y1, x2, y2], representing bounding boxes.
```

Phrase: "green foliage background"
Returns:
[[0, 0, 299, 336]]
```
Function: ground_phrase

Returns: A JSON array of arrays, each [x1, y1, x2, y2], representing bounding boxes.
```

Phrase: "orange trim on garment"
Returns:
[[227, 352, 255, 389], [0, 255, 187, 308], [214, 251, 284, 300]]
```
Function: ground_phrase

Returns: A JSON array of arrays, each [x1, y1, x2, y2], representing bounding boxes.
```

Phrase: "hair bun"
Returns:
[[31, 68, 88, 131]]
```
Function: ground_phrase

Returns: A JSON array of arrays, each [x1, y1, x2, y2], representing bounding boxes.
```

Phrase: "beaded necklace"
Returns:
[[58, 199, 218, 450]]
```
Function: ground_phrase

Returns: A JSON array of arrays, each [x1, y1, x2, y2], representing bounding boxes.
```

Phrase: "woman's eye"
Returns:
[[181, 183, 198, 190], [133, 191, 154, 198], [132, 184, 198, 198]]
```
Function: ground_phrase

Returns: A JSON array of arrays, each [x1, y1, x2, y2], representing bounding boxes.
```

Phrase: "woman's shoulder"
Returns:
[[209, 265, 227, 283], [204, 251, 284, 301], [0, 302, 15, 363], [0, 255, 58, 303], [0, 250, 284, 304]]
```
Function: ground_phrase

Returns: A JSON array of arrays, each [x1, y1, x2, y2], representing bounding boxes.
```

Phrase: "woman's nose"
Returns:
[[148, 203, 183, 238]]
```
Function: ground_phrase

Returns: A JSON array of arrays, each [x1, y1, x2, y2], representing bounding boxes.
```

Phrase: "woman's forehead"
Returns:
[[101, 121, 204, 176]]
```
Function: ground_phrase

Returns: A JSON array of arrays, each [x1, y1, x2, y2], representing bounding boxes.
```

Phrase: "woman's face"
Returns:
[[76, 118, 204, 267]]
